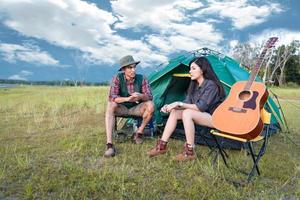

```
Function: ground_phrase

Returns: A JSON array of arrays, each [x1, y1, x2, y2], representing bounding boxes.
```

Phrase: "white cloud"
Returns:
[[171, 22, 222, 43], [249, 29, 300, 46], [8, 70, 33, 80], [229, 40, 239, 48], [82, 37, 168, 67], [0, 43, 59, 65], [195, 0, 283, 29], [173, 0, 204, 10], [0, 0, 115, 48], [112, 0, 198, 30], [225, 29, 300, 58], [112, 0, 224, 54], [0, 0, 288, 70], [169, 35, 200, 51], [147, 35, 173, 53], [0, 0, 169, 66], [146, 21, 223, 53], [111, 0, 224, 54]]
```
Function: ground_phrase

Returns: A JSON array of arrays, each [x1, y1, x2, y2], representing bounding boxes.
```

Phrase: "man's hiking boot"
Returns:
[[147, 139, 167, 157], [173, 143, 195, 161], [104, 143, 116, 157]]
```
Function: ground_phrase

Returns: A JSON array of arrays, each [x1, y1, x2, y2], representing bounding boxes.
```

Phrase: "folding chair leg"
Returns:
[[247, 134, 270, 182], [211, 134, 229, 167], [247, 142, 261, 182], [200, 133, 214, 151]]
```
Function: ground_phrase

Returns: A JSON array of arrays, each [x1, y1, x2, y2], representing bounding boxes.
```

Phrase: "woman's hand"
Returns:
[[160, 104, 168, 113], [160, 102, 179, 113]]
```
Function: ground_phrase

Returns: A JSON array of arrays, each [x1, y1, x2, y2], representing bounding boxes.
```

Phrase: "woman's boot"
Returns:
[[173, 143, 196, 161], [147, 139, 167, 157]]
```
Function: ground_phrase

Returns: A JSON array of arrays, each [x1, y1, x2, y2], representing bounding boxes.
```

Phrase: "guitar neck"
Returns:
[[244, 37, 278, 91], [244, 49, 268, 91]]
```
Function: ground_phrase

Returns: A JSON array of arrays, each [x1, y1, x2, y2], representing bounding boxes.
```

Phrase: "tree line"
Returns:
[[231, 40, 300, 87], [0, 79, 109, 86]]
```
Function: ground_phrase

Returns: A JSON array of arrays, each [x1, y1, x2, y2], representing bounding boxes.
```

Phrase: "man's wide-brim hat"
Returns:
[[119, 55, 140, 71]]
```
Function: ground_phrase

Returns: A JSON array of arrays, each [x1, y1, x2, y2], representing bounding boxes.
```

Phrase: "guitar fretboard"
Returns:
[[244, 37, 278, 91]]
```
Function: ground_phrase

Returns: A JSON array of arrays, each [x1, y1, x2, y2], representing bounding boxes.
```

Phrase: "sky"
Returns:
[[0, 0, 299, 82]]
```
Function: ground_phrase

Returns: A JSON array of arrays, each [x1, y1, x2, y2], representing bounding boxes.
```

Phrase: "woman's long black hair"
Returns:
[[187, 57, 225, 98]]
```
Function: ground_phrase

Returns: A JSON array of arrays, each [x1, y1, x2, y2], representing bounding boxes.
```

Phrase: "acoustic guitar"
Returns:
[[212, 37, 278, 140]]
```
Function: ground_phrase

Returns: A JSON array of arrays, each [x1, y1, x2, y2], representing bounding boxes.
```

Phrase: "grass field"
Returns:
[[0, 86, 299, 199]]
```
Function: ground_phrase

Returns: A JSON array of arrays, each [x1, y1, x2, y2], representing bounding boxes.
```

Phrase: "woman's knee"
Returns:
[[169, 109, 182, 120], [182, 109, 193, 119]]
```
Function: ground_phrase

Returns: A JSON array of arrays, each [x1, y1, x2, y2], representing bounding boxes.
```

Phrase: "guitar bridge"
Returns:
[[229, 107, 247, 113]]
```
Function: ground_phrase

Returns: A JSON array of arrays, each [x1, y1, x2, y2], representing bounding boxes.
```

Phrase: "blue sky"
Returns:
[[0, 0, 299, 82]]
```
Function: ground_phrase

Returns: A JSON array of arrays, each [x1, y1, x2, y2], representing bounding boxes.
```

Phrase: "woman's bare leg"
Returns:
[[182, 109, 213, 145], [161, 109, 183, 142]]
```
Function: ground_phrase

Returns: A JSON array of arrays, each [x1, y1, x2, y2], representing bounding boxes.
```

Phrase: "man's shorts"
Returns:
[[114, 102, 146, 117]]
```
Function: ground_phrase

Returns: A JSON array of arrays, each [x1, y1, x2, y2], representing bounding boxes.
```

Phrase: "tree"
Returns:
[[232, 40, 300, 86], [284, 54, 300, 85], [232, 42, 261, 70], [231, 40, 274, 79], [269, 40, 300, 86]]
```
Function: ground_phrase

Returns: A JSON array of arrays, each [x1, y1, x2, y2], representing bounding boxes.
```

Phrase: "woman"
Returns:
[[147, 57, 225, 161]]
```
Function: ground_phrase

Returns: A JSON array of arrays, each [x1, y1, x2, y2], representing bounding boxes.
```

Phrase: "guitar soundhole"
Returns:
[[239, 91, 251, 101]]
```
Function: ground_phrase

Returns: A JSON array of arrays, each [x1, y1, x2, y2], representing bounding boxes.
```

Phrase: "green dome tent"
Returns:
[[148, 48, 285, 148]]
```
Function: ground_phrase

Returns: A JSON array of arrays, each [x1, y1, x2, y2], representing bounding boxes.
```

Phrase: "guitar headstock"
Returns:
[[265, 37, 278, 48]]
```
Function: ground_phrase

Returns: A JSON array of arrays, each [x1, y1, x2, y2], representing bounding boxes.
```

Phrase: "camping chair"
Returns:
[[114, 115, 155, 141], [210, 109, 272, 182], [113, 115, 142, 141]]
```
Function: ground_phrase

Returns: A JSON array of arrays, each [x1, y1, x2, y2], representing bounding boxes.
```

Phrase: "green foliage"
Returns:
[[232, 39, 300, 86], [269, 40, 300, 85], [285, 54, 300, 85], [0, 86, 299, 199]]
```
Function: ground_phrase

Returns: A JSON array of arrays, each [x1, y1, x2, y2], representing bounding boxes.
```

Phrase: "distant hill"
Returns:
[[0, 79, 109, 86]]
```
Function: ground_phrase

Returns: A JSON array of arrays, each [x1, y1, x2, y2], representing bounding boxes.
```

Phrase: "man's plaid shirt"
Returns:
[[108, 74, 153, 101]]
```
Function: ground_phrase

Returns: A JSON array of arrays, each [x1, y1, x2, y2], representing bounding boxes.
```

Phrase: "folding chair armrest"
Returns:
[[210, 130, 248, 142], [210, 130, 265, 142]]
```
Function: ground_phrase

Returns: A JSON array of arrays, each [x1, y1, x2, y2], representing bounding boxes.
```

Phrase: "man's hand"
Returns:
[[126, 92, 142, 102], [127, 95, 137, 102], [131, 92, 142, 99], [129, 92, 143, 102]]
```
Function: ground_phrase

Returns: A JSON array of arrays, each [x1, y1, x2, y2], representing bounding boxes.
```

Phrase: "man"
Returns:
[[104, 55, 155, 157]]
